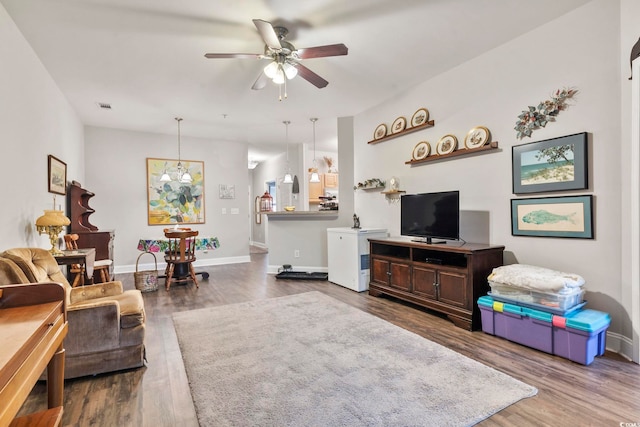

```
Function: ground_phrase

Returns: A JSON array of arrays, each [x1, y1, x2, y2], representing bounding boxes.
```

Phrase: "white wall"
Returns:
[[0, 3, 84, 250], [84, 126, 250, 271], [354, 1, 627, 338]]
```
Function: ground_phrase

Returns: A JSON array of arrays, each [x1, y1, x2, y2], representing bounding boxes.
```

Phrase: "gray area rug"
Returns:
[[172, 291, 537, 426]]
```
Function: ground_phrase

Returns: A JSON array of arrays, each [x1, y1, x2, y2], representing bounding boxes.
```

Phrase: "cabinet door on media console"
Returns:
[[436, 269, 467, 308], [371, 258, 411, 291], [412, 265, 467, 308], [412, 266, 437, 299]]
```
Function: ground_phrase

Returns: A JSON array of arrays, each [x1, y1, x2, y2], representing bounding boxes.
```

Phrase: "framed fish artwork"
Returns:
[[512, 132, 588, 194], [511, 195, 593, 239]]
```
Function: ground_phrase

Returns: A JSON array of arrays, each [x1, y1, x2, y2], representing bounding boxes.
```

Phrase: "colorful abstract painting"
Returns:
[[146, 158, 205, 225]]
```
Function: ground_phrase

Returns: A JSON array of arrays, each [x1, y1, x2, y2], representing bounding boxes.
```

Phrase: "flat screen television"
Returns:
[[400, 191, 460, 244]]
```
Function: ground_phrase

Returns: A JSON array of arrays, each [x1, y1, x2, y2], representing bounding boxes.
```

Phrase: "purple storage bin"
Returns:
[[478, 296, 495, 334], [478, 296, 553, 354], [494, 310, 553, 354], [552, 309, 610, 365]]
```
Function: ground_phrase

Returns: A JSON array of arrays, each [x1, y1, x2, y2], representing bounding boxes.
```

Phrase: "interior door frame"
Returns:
[[631, 58, 639, 363]]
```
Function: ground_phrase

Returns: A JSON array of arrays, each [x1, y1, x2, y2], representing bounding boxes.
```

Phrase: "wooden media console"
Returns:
[[368, 238, 504, 330]]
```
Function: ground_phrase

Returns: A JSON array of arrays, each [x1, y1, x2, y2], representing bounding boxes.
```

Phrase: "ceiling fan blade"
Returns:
[[296, 43, 348, 59], [205, 53, 263, 59], [293, 63, 329, 88], [252, 19, 281, 50], [251, 71, 269, 90]]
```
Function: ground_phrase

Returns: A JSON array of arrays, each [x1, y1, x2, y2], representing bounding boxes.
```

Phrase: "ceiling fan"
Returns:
[[205, 19, 348, 95]]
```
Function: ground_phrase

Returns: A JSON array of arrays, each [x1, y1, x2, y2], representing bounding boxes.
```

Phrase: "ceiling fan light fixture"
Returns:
[[263, 61, 279, 78], [283, 62, 298, 80], [272, 65, 286, 85]]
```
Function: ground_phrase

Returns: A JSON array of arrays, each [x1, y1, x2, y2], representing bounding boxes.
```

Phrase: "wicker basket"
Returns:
[[134, 252, 159, 292]]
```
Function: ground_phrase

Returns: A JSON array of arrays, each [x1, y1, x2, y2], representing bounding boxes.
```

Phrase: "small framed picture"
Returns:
[[219, 184, 235, 199], [511, 195, 593, 239], [48, 155, 67, 195], [512, 132, 588, 194]]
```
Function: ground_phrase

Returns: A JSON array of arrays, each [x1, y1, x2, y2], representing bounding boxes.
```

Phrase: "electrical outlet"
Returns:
[[294, 249, 300, 258]]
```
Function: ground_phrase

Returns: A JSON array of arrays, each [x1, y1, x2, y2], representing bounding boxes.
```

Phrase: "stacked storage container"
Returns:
[[477, 264, 610, 365]]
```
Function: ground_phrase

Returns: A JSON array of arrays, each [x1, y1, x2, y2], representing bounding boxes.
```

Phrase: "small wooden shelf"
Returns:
[[356, 186, 385, 191], [381, 190, 406, 195], [368, 120, 435, 144], [405, 141, 499, 165]]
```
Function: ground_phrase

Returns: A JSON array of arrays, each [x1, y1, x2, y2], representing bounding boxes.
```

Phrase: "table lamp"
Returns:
[[36, 209, 70, 255]]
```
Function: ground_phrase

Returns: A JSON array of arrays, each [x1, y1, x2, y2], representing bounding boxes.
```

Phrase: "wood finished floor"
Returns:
[[19, 252, 640, 426]]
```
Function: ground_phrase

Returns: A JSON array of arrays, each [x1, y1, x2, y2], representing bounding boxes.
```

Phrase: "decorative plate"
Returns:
[[436, 134, 458, 155], [410, 108, 430, 127], [391, 116, 407, 134], [373, 123, 387, 140], [464, 126, 491, 149], [412, 141, 430, 161]]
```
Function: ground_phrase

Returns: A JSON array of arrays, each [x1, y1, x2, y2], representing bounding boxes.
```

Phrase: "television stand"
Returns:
[[368, 237, 504, 330]]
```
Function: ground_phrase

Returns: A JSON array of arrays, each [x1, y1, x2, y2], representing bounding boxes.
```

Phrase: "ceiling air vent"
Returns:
[[96, 102, 112, 110]]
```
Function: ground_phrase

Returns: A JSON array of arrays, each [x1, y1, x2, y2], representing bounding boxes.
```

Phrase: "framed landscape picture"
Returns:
[[48, 155, 67, 195], [511, 195, 593, 239], [512, 132, 588, 194]]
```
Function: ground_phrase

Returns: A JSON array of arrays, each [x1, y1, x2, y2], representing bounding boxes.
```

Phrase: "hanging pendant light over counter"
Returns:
[[309, 118, 320, 183], [283, 120, 293, 184]]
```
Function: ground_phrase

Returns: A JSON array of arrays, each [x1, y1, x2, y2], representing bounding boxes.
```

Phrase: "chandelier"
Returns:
[[160, 117, 192, 183]]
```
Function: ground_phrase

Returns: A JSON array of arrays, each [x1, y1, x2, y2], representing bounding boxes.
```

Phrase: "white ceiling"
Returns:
[[2, 0, 590, 162]]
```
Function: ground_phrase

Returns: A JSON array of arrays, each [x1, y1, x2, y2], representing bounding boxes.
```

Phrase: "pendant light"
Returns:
[[283, 120, 293, 184], [161, 118, 192, 183], [309, 118, 320, 183], [176, 118, 192, 183], [160, 161, 171, 182]]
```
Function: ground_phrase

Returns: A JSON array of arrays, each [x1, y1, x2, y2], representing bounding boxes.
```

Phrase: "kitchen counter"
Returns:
[[266, 211, 339, 219]]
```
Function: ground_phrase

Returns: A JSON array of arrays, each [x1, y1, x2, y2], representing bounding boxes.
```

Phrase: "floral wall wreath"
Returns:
[[514, 88, 578, 139]]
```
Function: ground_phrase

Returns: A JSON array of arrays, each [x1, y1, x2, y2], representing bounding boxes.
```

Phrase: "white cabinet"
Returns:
[[327, 227, 388, 292]]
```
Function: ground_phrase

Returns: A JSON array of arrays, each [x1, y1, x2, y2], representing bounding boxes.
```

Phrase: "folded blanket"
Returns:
[[488, 264, 585, 292]]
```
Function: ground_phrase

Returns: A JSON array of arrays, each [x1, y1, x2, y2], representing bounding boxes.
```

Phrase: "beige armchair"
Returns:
[[0, 248, 145, 379]]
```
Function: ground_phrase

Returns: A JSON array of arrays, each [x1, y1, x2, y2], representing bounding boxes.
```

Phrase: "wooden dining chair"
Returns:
[[63, 234, 112, 285], [163, 228, 199, 291]]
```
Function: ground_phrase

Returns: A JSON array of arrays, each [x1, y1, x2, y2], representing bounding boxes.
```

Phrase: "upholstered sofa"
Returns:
[[0, 248, 146, 379]]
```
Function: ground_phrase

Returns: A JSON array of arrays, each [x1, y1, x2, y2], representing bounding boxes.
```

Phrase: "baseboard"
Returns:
[[115, 255, 251, 275], [250, 241, 268, 249], [605, 331, 634, 361]]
